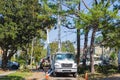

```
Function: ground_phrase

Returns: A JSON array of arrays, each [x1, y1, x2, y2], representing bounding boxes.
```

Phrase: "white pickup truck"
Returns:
[[51, 52, 77, 77]]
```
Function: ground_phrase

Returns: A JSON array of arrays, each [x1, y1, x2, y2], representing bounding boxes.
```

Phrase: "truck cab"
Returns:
[[51, 52, 77, 77]]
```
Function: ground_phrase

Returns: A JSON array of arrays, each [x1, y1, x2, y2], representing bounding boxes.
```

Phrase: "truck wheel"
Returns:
[[53, 72, 57, 77], [73, 73, 77, 78]]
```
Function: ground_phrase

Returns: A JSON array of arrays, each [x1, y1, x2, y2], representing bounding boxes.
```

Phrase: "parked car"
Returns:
[[0, 60, 19, 70], [79, 55, 102, 66]]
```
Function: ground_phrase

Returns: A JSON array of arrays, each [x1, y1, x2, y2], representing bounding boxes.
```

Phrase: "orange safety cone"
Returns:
[[45, 73, 49, 80], [85, 72, 88, 80]]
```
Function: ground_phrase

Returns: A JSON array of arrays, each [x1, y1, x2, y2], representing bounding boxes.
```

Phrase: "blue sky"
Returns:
[[48, 0, 93, 48], [48, 0, 119, 48]]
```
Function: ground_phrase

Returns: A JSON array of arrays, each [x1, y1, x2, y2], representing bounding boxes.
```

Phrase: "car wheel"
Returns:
[[73, 73, 77, 78], [53, 72, 57, 77], [11, 65, 18, 70]]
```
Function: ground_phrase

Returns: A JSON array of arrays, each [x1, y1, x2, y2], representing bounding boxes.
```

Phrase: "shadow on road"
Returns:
[[51, 74, 77, 80], [56, 74, 74, 77]]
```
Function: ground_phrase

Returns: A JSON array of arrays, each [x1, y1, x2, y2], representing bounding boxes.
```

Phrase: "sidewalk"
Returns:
[[0, 71, 16, 77]]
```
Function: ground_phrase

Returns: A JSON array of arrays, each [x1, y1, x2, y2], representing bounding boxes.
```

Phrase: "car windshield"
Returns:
[[55, 53, 75, 61]]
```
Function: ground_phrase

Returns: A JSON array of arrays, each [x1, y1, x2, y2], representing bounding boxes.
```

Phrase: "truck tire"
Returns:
[[73, 73, 77, 78], [53, 72, 57, 77]]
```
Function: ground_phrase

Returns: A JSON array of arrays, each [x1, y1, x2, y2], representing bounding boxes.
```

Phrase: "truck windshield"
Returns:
[[55, 53, 75, 61]]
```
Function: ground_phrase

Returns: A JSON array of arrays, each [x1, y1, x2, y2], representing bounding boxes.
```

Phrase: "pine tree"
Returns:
[[0, 0, 56, 70]]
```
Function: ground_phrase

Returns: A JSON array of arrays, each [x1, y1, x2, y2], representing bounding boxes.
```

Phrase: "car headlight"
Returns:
[[54, 63, 61, 68], [73, 63, 77, 68]]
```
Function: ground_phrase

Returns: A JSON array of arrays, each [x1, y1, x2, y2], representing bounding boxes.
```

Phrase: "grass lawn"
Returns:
[[0, 71, 32, 80], [78, 72, 120, 80]]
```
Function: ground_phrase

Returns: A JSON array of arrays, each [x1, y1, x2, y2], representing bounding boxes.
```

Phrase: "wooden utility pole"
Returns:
[[77, 29, 80, 65], [58, 0, 61, 52]]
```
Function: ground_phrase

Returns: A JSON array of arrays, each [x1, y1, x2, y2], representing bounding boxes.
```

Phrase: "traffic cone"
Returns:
[[45, 73, 49, 80], [85, 72, 88, 80]]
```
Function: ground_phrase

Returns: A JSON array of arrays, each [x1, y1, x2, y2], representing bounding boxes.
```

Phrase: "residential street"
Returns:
[[26, 69, 83, 80], [25, 69, 120, 80], [1, 69, 120, 80], [0, 0, 120, 80], [50, 74, 78, 80]]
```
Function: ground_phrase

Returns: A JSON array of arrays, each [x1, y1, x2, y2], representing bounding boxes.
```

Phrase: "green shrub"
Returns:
[[108, 69, 117, 74], [78, 65, 90, 74], [95, 65, 118, 74]]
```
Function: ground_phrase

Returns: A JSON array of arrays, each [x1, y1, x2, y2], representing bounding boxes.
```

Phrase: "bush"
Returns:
[[78, 64, 118, 74], [78, 65, 90, 74], [95, 65, 118, 74]]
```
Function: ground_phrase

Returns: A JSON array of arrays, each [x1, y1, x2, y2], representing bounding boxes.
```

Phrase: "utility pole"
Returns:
[[30, 38, 34, 68], [58, 0, 61, 52], [77, 29, 80, 65], [47, 29, 49, 44], [47, 28, 50, 57], [30, 37, 36, 68]]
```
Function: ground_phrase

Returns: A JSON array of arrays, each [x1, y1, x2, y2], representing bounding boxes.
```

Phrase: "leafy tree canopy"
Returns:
[[0, 0, 56, 69]]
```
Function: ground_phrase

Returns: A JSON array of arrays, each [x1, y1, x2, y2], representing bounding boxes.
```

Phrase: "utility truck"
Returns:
[[51, 52, 77, 77]]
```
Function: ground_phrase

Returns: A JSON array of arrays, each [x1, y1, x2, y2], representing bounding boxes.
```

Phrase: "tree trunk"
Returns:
[[90, 27, 97, 73], [77, 29, 80, 66], [77, 1, 81, 67], [2, 49, 8, 70], [83, 28, 89, 67], [8, 48, 17, 60]]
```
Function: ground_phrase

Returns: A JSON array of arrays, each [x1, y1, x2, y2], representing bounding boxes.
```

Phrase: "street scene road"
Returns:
[[0, 0, 120, 80], [26, 69, 80, 80], [52, 77, 77, 80], [50, 74, 78, 80]]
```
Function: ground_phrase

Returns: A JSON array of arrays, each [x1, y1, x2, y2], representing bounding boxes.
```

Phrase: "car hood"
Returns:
[[55, 59, 75, 64], [12, 61, 19, 65]]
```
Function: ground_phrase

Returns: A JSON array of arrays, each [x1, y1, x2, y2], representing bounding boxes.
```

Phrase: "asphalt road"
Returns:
[[50, 74, 78, 80], [52, 77, 77, 80]]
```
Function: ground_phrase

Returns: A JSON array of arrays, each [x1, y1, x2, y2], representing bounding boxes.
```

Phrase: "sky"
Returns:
[[48, 0, 93, 48], [47, 0, 119, 48]]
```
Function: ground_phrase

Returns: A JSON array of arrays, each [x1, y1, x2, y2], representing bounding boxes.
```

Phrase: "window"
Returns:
[[55, 53, 75, 61]]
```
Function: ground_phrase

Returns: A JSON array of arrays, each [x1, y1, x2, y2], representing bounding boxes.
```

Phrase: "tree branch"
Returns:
[[82, 0, 90, 10], [94, 0, 98, 5], [105, 0, 110, 7], [62, 24, 75, 29]]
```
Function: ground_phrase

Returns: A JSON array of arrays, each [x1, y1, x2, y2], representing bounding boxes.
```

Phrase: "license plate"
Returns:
[[62, 70, 71, 72]]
